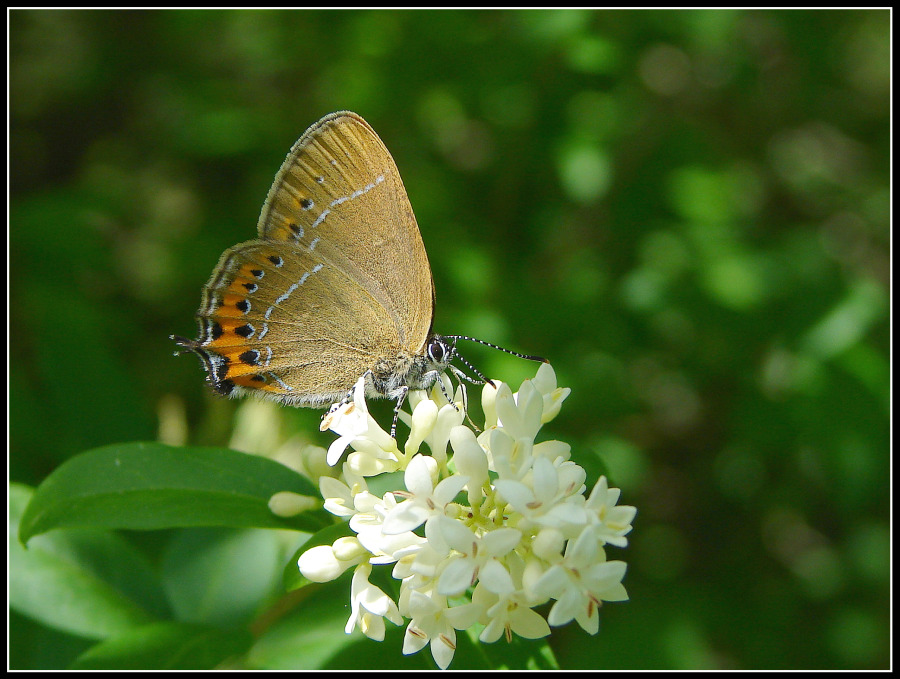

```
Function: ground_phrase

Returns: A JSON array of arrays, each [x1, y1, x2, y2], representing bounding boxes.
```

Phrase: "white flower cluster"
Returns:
[[296, 363, 635, 669]]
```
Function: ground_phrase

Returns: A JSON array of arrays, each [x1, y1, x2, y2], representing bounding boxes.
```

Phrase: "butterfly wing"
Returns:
[[183, 112, 435, 405], [257, 111, 434, 356]]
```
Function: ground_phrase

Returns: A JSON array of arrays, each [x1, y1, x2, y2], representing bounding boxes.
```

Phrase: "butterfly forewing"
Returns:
[[256, 111, 434, 355]]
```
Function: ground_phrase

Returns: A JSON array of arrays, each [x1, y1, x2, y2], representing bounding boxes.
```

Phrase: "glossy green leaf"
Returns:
[[19, 442, 328, 543], [9, 484, 160, 639], [162, 527, 283, 627]]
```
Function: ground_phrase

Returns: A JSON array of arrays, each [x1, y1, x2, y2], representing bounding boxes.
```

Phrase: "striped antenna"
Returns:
[[445, 335, 547, 387], [445, 335, 547, 363]]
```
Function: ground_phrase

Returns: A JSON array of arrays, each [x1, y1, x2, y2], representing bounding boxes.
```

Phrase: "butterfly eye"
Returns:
[[428, 339, 446, 364]]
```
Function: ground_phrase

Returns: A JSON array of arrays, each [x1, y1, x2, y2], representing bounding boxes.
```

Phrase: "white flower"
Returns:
[[297, 538, 366, 582], [323, 376, 399, 472], [584, 475, 637, 548], [267, 491, 319, 517], [395, 540, 444, 585], [532, 527, 566, 562], [472, 581, 551, 643], [495, 456, 587, 531], [532, 527, 629, 635], [494, 379, 543, 441], [449, 425, 489, 507], [531, 362, 571, 423], [532, 439, 571, 463], [414, 375, 467, 467], [319, 466, 369, 518], [430, 515, 521, 596], [401, 589, 481, 670], [358, 519, 427, 567], [381, 454, 468, 535], [302, 363, 635, 669], [484, 427, 533, 482], [404, 397, 438, 457], [346, 562, 404, 640], [480, 380, 502, 430]]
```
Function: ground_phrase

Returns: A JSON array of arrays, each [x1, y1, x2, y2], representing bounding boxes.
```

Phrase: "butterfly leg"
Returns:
[[390, 385, 409, 439], [447, 366, 482, 433], [425, 369, 481, 432]]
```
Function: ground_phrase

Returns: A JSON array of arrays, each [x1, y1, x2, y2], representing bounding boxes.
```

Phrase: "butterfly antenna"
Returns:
[[444, 337, 545, 432], [445, 335, 548, 366], [446, 340, 493, 387]]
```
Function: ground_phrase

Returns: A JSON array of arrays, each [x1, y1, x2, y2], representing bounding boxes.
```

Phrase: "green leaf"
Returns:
[[162, 527, 283, 627], [246, 577, 359, 669], [18, 442, 329, 543], [70, 622, 253, 669], [9, 484, 160, 639]]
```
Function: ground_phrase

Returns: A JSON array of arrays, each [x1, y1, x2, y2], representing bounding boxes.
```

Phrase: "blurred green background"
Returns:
[[10, 9, 889, 670]]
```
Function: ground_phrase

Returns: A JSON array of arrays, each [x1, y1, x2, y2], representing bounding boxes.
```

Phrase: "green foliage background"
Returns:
[[10, 9, 890, 670]]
